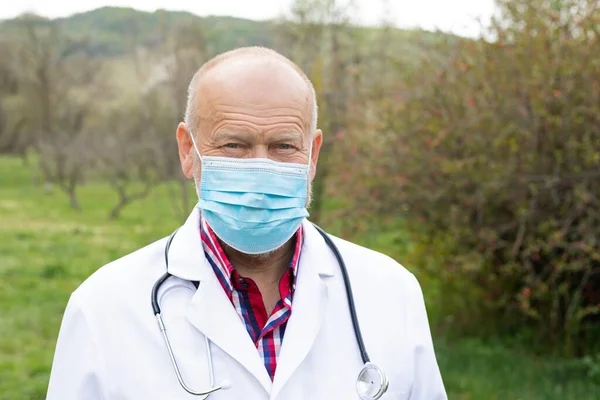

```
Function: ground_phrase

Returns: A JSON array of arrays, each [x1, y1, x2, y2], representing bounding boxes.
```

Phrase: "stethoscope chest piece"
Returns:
[[356, 362, 389, 400]]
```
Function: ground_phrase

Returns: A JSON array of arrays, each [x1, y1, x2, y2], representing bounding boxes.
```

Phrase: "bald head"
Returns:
[[184, 47, 318, 136]]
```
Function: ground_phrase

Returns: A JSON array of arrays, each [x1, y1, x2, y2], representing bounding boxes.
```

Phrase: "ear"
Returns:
[[308, 129, 323, 182], [176, 122, 195, 179]]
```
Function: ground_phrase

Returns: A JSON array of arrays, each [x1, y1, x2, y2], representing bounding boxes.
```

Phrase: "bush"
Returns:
[[332, 0, 600, 356]]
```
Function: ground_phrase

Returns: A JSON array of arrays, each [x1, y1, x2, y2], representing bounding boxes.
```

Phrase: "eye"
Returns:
[[225, 143, 241, 149], [277, 143, 293, 150]]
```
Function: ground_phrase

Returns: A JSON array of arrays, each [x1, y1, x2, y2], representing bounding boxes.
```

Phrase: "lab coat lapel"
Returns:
[[166, 207, 206, 282], [186, 272, 273, 393], [168, 208, 272, 393], [270, 220, 336, 399]]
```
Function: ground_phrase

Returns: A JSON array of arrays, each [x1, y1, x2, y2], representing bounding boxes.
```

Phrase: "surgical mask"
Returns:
[[189, 132, 311, 254]]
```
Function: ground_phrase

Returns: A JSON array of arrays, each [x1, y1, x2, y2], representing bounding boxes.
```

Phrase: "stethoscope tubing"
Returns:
[[151, 227, 180, 315], [153, 224, 371, 364], [309, 224, 371, 365], [151, 223, 385, 399]]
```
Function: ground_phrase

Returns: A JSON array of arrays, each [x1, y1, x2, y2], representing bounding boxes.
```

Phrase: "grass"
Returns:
[[1, 155, 598, 399]]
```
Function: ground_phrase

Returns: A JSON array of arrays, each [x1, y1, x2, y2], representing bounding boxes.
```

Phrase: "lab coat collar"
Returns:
[[270, 219, 337, 398], [166, 208, 337, 282], [300, 218, 337, 278], [165, 207, 209, 282]]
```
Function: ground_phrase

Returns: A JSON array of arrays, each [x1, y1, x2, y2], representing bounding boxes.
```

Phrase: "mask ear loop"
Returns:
[[305, 134, 313, 207], [188, 130, 203, 162], [188, 130, 204, 199]]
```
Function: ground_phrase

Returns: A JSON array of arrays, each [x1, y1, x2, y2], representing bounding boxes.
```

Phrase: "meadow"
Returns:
[[0, 155, 598, 399]]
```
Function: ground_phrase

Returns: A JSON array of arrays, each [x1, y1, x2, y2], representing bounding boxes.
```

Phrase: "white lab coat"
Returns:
[[46, 208, 447, 400]]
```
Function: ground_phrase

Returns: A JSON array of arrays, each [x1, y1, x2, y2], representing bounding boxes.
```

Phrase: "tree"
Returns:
[[0, 39, 24, 156], [157, 21, 208, 219], [275, 0, 361, 224], [126, 18, 208, 221], [94, 101, 158, 219], [15, 17, 105, 208]]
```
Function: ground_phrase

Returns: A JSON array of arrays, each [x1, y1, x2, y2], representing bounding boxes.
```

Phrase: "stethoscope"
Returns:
[[151, 224, 389, 400]]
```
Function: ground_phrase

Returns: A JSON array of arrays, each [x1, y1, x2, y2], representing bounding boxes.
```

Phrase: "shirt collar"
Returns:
[[199, 216, 304, 296]]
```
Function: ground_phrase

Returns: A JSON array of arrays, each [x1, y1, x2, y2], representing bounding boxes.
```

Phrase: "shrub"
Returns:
[[331, 0, 600, 356]]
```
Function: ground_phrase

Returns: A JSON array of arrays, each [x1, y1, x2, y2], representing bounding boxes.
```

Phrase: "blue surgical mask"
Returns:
[[189, 133, 311, 254]]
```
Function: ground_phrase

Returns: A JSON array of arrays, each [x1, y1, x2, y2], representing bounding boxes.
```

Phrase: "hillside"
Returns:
[[0, 6, 450, 59], [0, 7, 276, 57]]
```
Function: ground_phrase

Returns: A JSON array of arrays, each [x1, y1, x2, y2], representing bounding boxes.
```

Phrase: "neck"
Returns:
[[222, 239, 295, 284]]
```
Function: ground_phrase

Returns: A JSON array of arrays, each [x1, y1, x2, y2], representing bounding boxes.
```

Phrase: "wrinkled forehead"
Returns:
[[192, 57, 313, 132]]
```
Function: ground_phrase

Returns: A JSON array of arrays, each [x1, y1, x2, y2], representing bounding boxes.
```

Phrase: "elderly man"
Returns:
[[46, 47, 446, 400]]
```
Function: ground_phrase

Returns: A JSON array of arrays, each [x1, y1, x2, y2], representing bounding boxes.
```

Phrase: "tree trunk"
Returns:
[[108, 180, 153, 220], [109, 196, 128, 220], [68, 188, 81, 211], [311, 23, 349, 226], [38, 155, 54, 193]]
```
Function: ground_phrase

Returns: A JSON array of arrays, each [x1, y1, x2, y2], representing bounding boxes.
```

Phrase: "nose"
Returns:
[[251, 145, 270, 160]]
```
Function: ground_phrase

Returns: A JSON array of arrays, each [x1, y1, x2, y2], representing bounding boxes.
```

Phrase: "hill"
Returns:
[[0, 6, 450, 59], [0, 7, 275, 57]]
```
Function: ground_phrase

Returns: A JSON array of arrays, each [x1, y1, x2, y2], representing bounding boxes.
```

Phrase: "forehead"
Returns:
[[193, 57, 312, 128]]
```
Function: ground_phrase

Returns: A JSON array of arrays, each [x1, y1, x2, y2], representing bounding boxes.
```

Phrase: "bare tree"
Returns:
[[0, 38, 26, 157], [275, 0, 360, 224], [16, 17, 104, 208], [130, 20, 208, 221], [94, 102, 158, 219]]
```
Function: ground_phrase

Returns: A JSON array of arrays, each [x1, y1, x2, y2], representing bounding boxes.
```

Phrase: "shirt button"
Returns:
[[238, 278, 249, 289]]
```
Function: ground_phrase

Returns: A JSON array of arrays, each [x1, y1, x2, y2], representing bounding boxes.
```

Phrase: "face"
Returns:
[[176, 57, 323, 205]]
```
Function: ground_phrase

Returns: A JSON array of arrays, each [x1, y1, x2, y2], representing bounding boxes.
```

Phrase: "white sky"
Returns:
[[0, 0, 497, 37]]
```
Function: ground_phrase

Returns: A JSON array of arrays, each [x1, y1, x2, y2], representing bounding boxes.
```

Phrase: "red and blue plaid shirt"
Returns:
[[199, 217, 303, 380]]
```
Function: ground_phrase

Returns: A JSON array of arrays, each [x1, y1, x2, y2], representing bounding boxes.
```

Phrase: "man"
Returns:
[[46, 47, 446, 399]]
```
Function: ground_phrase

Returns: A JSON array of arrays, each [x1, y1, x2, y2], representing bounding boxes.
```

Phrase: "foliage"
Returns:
[[9, 18, 110, 209], [332, 0, 600, 356], [274, 0, 449, 224]]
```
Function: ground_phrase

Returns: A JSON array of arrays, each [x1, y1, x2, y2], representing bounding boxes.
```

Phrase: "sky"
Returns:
[[0, 0, 497, 38]]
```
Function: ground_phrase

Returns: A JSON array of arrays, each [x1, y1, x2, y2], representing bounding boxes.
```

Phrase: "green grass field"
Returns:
[[1, 155, 598, 399]]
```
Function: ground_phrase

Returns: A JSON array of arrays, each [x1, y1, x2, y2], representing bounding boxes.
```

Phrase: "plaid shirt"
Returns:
[[199, 217, 303, 380]]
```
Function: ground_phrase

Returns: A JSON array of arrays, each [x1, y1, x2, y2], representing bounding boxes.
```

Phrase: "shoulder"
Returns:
[[323, 233, 436, 359], [69, 236, 169, 311], [328, 233, 419, 286], [324, 232, 426, 314]]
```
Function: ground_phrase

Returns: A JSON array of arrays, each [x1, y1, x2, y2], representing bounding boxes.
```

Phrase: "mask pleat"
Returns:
[[202, 210, 305, 254], [201, 169, 307, 198], [201, 191, 306, 209], [199, 201, 308, 224]]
